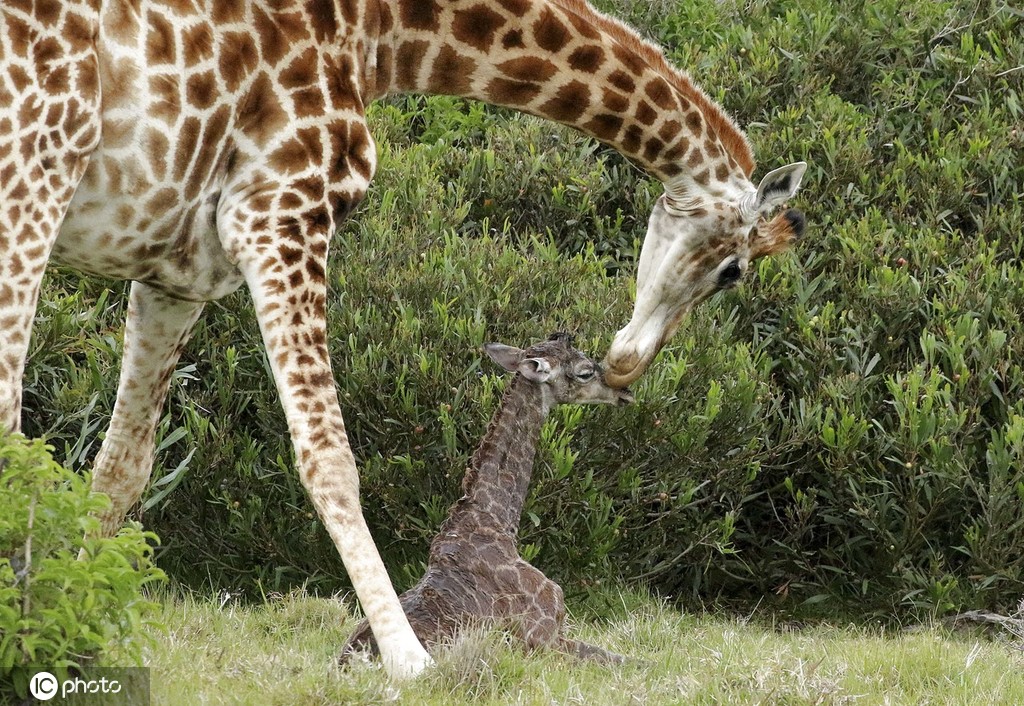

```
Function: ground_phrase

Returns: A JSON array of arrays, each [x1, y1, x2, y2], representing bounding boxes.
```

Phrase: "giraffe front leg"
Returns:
[[518, 576, 628, 665], [230, 209, 431, 680], [0, 232, 46, 433], [1, 4, 101, 432], [86, 282, 204, 538], [505, 567, 565, 652]]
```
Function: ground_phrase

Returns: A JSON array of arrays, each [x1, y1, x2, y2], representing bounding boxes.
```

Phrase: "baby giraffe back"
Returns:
[[340, 333, 631, 664]]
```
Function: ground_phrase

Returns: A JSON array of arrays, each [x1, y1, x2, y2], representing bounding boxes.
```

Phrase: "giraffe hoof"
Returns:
[[381, 643, 433, 680]]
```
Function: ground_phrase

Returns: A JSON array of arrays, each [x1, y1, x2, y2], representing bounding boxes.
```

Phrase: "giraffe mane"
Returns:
[[548, 0, 756, 177], [462, 375, 523, 495]]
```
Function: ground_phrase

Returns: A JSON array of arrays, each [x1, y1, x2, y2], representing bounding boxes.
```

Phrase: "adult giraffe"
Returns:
[[0, 0, 806, 678]]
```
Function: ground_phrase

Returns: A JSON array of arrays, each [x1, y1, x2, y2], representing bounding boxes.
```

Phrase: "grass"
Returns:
[[146, 588, 1024, 705]]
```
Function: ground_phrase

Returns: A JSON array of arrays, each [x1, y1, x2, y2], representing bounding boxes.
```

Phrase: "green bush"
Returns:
[[19, 0, 1024, 619], [0, 436, 164, 700]]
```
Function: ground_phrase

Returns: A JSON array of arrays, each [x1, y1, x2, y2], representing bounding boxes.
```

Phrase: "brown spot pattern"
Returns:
[[486, 78, 541, 105], [219, 32, 259, 92], [497, 0, 531, 17], [452, 5, 507, 52], [635, 100, 657, 125], [685, 111, 703, 137], [607, 69, 635, 94], [583, 114, 622, 141], [395, 40, 428, 91], [622, 125, 643, 153], [146, 13, 176, 65], [236, 73, 288, 145], [643, 136, 664, 163], [498, 57, 558, 82], [428, 45, 476, 95], [658, 119, 681, 142], [601, 88, 629, 113], [502, 29, 526, 49], [533, 8, 571, 53], [398, 0, 439, 31], [305, 0, 339, 42], [186, 71, 217, 109], [567, 45, 604, 73], [539, 80, 590, 122], [181, 23, 214, 67], [611, 43, 646, 75], [644, 78, 676, 110]]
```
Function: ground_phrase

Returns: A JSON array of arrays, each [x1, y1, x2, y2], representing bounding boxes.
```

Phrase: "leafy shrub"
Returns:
[[0, 436, 164, 699], [19, 0, 1024, 620]]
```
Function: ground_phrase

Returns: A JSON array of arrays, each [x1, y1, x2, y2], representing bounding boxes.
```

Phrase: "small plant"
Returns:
[[0, 435, 165, 700]]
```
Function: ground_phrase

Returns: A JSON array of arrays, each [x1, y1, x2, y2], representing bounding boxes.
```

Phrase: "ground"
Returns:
[[147, 588, 1024, 705]]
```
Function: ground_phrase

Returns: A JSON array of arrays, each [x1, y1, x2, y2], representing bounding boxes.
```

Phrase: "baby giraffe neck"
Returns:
[[449, 376, 551, 535]]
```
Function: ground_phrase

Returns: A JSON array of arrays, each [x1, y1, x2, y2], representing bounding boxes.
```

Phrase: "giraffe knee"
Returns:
[[90, 470, 150, 521], [520, 614, 560, 650], [305, 467, 364, 529], [539, 578, 566, 616], [90, 432, 157, 510]]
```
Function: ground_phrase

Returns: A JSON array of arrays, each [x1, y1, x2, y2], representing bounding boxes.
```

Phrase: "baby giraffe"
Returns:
[[341, 333, 633, 665]]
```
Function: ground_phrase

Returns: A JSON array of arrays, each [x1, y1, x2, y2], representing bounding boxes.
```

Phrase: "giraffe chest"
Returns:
[[56, 177, 241, 302]]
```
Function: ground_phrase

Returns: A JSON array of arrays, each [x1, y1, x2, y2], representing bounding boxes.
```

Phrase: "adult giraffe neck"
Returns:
[[368, 0, 756, 192]]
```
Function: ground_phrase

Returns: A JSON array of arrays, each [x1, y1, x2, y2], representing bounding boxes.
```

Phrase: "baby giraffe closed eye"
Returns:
[[339, 332, 633, 665]]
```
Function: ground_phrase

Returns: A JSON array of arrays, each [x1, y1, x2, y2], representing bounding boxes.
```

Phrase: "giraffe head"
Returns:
[[484, 332, 634, 408], [603, 162, 808, 387]]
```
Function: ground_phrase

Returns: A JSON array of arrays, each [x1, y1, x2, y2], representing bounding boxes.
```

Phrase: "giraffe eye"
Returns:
[[718, 260, 742, 287], [575, 367, 596, 382]]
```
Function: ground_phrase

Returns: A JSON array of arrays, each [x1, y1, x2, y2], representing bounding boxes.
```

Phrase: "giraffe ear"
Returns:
[[752, 162, 807, 213], [518, 358, 552, 383], [484, 343, 524, 373]]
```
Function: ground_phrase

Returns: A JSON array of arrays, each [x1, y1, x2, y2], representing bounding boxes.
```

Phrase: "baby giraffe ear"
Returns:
[[753, 162, 807, 213], [518, 358, 552, 383], [484, 343, 524, 373]]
